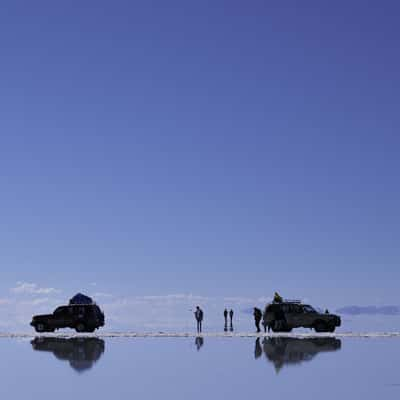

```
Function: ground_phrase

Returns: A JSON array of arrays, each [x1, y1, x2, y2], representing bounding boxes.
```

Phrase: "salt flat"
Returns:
[[1, 331, 400, 339], [1, 332, 399, 399]]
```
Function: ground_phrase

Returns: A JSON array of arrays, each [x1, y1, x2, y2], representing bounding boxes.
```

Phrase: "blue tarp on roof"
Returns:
[[69, 293, 93, 305]]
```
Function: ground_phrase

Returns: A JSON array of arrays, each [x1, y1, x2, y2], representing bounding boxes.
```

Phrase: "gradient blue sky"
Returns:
[[1, 0, 399, 324]]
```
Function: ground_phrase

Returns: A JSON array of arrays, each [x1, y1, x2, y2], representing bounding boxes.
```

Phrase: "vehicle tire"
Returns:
[[75, 323, 86, 333], [314, 321, 329, 333], [35, 323, 46, 333], [328, 325, 336, 333]]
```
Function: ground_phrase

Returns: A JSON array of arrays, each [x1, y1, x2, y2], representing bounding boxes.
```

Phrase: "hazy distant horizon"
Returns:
[[1, 282, 400, 332]]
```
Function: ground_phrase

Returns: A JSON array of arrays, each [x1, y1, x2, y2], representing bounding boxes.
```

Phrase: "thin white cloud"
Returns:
[[93, 292, 114, 299], [223, 296, 254, 304], [20, 297, 53, 306], [0, 290, 274, 332], [11, 282, 61, 296]]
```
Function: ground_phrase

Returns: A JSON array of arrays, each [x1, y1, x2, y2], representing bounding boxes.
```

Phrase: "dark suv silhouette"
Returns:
[[30, 304, 105, 333], [263, 302, 341, 333]]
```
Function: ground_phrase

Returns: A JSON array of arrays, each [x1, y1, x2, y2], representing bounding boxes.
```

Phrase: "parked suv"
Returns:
[[31, 304, 105, 333], [263, 302, 341, 333]]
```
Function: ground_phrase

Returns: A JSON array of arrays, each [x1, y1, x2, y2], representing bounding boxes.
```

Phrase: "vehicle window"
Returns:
[[292, 305, 301, 314], [303, 305, 316, 313], [54, 307, 66, 315], [291, 305, 301, 313]]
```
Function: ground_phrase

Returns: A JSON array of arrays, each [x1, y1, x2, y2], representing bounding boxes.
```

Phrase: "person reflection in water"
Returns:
[[254, 338, 262, 359], [195, 336, 204, 351]]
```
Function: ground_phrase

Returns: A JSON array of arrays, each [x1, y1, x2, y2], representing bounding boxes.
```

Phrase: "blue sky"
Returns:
[[0, 1, 399, 329]]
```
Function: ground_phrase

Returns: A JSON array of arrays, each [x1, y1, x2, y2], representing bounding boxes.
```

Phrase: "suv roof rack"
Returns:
[[283, 299, 302, 304]]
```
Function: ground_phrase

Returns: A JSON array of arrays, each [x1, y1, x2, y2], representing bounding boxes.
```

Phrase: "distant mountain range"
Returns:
[[336, 306, 400, 316]]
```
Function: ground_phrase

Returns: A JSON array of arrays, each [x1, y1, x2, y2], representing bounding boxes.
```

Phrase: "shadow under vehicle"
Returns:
[[31, 337, 105, 373], [31, 304, 105, 333], [263, 302, 341, 333], [259, 337, 341, 372]]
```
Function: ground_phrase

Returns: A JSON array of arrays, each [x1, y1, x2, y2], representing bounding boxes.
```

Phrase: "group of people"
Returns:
[[253, 307, 279, 333], [194, 292, 285, 334], [253, 292, 284, 332], [224, 308, 234, 331], [194, 306, 235, 333]]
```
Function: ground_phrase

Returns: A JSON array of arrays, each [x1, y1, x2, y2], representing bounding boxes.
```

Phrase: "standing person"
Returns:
[[253, 307, 262, 333], [194, 306, 204, 333], [229, 309, 234, 325], [273, 292, 283, 303], [224, 309, 228, 326]]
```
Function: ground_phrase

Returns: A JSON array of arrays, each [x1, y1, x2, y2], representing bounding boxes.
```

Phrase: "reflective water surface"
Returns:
[[0, 337, 399, 399], [254, 337, 341, 372], [31, 337, 105, 373]]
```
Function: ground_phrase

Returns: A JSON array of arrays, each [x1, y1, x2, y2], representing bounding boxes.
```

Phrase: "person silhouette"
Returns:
[[253, 307, 262, 333], [194, 306, 204, 333], [224, 309, 228, 328], [229, 309, 234, 325], [273, 292, 283, 303], [228, 309, 234, 331]]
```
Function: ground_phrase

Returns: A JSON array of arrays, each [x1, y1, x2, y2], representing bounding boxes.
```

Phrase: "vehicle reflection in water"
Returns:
[[255, 337, 341, 373], [31, 337, 105, 373]]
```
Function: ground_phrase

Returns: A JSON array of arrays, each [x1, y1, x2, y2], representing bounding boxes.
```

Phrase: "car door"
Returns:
[[280, 304, 293, 326], [73, 306, 87, 326], [52, 307, 74, 328], [288, 305, 304, 328], [299, 306, 317, 327]]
